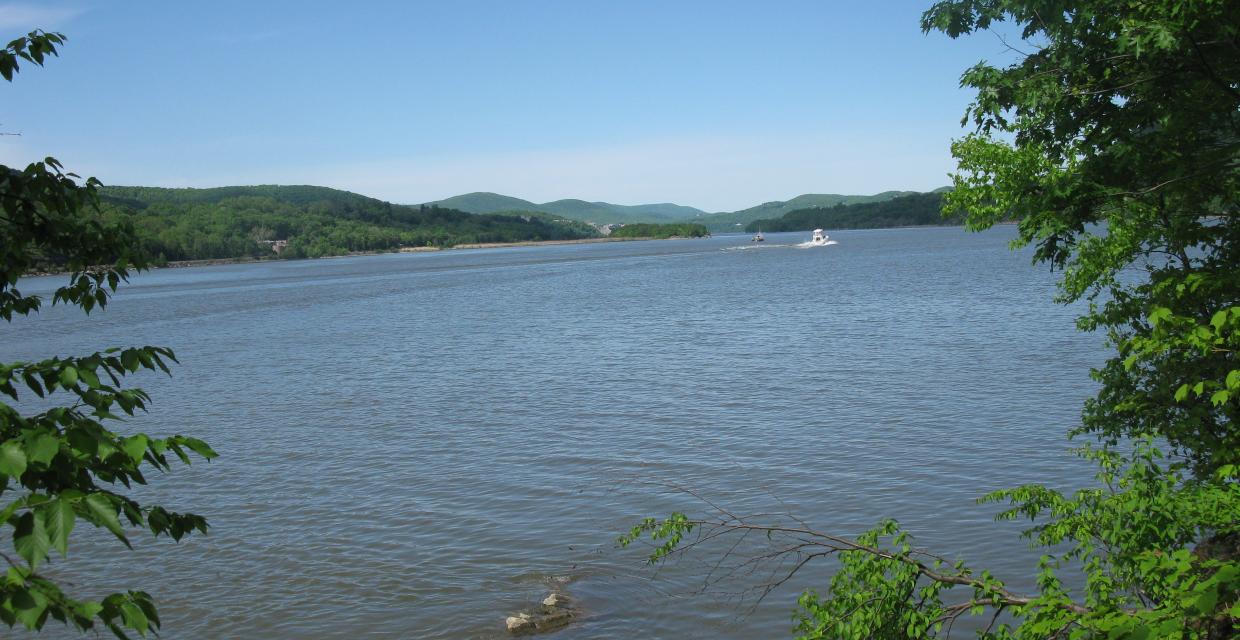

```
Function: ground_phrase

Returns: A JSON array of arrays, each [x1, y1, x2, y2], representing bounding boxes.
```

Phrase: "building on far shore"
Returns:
[[590, 223, 625, 236], [259, 239, 289, 254]]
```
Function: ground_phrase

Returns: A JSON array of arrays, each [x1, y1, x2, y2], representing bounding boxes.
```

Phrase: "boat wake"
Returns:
[[721, 240, 837, 252], [721, 243, 793, 251]]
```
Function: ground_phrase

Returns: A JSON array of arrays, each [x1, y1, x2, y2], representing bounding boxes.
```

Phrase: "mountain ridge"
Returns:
[[425, 192, 709, 225], [101, 184, 951, 233], [425, 189, 946, 230]]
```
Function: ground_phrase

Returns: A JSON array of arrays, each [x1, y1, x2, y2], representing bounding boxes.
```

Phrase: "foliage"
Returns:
[[931, 0, 1240, 473], [627, 0, 1240, 636], [700, 191, 924, 232], [90, 185, 596, 263], [608, 222, 710, 239], [487, 209, 602, 240], [744, 193, 960, 233], [1, 30, 216, 637], [427, 191, 707, 225]]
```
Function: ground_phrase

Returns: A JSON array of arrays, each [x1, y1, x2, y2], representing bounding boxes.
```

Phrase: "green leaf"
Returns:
[[82, 494, 129, 547], [179, 437, 218, 460], [120, 350, 139, 372], [25, 432, 59, 465], [121, 434, 148, 464], [1195, 586, 1218, 614], [78, 366, 100, 389], [1174, 384, 1188, 402], [58, 365, 78, 387], [0, 440, 28, 478], [75, 600, 103, 620], [11, 585, 48, 629], [0, 499, 23, 525], [22, 372, 43, 398], [43, 498, 76, 556], [119, 600, 148, 634], [13, 511, 50, 569]]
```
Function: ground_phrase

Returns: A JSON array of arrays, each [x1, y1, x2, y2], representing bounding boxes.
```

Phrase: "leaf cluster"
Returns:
[[1, 30, 216, 638]]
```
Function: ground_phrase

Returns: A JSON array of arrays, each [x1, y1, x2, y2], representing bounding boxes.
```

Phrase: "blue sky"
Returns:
[[0, 1, 1020, 211]]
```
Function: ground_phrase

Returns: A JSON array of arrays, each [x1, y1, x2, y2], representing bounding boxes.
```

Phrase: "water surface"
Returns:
[[7, 227, 1103, 638]]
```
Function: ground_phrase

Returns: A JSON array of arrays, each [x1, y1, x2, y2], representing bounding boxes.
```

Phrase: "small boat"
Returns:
[[811, 228, 829, 246], [752, 227, 765, 242]]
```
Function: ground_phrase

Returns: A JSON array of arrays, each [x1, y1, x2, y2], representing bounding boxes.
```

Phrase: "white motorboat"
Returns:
[[811, 228, 829, 246], [752, 227, 765, 242]]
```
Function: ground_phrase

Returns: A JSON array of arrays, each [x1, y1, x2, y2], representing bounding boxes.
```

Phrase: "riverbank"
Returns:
[[409, 236, 645, 251], [23, 235, 706, 277]]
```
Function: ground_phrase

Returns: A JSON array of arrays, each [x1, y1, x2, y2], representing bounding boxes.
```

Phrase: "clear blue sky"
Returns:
[[0, 1, 1020, 212]]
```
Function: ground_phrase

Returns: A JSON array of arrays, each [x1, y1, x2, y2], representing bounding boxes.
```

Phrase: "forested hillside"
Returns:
[[97, 185, 596, 262], [425, 192, 708, 224], [425, 189, 954, 230], [609, 223, 709, 239], [744, 192, 957, 232], [698, 191, 919, 231]]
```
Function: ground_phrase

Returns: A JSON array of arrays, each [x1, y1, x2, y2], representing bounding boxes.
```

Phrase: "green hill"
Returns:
[[429, 192, 541, 214], [102, 184, 377, 207], [696, 191, 919, 232], [424, 192, 708, 225], [96, 185, 597, 262], [609, 202, 706, 219], [423, 190, 956, 230], [536, 199, 624, 222], [744, 192, 958, 232]]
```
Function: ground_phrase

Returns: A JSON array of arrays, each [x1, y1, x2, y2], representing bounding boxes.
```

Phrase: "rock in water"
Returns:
[[505, 591, 576, 635], [533, 608, 573, 632], [506, 613, 535, 634]]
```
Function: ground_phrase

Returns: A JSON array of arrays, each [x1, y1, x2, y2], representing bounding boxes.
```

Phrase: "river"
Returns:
[[7, 226, 1104, 638]]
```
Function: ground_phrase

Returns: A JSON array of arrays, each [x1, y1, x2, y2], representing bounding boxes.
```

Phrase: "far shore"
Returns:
[[23, 235, 706, 278], [417, 236, 652, 251]]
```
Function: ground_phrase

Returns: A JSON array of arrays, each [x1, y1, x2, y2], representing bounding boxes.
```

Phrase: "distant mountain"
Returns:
[[102, 184, 386, 209], [694, 191, 920, 232], [424, 192, 709, 225], [535, 199, 623, 222], [606, 202, 708, 219], [744, 192, 959, 233], [430, 192, 541, 214], [92, 184, 958, 263], [96, 184, 597, 262]]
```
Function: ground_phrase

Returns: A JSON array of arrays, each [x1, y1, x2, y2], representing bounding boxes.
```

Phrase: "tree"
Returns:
[[0, 31, 215, 637], [624, 1, 1240, 637]]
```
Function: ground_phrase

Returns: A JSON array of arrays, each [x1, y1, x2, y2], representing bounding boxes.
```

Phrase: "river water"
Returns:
[[7, 227, 1104, 638]]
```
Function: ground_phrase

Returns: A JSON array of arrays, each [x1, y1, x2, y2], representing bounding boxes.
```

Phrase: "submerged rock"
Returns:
[[505, 592, 576, 635], [505, 613, 535, 634]]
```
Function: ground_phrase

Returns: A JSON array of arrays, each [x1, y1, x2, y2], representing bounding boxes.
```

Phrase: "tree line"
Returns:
[[744, 192, 962, 233], [609, 223, 710, 239], [94, 186, 598, 263]]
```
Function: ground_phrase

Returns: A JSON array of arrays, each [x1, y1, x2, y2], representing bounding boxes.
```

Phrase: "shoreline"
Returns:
[[22, 235, 702, 278], [420, 236, 648, 250]]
